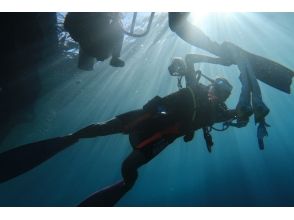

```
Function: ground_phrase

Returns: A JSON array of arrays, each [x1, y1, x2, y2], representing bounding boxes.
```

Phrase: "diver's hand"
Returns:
[[224, 118, 248, 128], [257, 120, 270, 150], [230, 105, 253, 128], [226, 111, 250, 128]]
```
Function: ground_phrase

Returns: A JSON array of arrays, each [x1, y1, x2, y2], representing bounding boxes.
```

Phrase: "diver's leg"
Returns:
[[79, 136, 171, 206], [168, 12, 222, 56], [246, 63, 270, 122], [122, 139, 171, 189], [236, 63, 253, 123], [78, 149, 150, 207], [70, 110, 146, 139], [110, 22, 125, 67], [70, 118, 124, 139], [78, 46, 96, 71], [121, 149, 149, 190], [168, 12, 190, 31], [111, 22, 124, 59]]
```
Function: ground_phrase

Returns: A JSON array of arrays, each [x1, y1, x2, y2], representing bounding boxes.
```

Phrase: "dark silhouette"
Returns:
[[64, 12, 125, 70], [75, 56, 238, 206], [0, 56, 241, 206]]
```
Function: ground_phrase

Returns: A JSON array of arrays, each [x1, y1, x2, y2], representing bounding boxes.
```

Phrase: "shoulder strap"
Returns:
[[186, 86, 197, 122]]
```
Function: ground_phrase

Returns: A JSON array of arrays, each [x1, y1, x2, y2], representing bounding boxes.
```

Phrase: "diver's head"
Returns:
[[168, 57, 186, 76], [208, 78, 232, 103]]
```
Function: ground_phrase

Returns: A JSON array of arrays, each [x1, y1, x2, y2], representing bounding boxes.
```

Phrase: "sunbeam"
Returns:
[[0, 12, 294, 207]]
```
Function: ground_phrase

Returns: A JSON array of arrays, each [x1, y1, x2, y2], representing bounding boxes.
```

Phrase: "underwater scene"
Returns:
[[0, 12, 293, 207]]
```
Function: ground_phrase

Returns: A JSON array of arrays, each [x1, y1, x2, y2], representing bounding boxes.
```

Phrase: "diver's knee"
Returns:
[[121, 159, 138, 178]]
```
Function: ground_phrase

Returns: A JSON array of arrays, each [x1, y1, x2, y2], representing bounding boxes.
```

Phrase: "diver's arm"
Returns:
[[215, 107, 252, 128], [214, 109, 237, 124], [183, 68, 198, 87], [183, 54, 232, 87]]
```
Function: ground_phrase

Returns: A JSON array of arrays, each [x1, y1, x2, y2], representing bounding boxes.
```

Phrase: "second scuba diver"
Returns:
[[168, 13, 294, 148]]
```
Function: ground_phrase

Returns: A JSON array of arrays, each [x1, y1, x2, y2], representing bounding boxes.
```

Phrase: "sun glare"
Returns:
[[189, 12, 234, 26], [189, 12, 211, 24]]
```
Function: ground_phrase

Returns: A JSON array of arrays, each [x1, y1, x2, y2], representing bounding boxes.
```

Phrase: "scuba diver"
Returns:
[[0, 55, 244, 205], [69, 56, 243, 206], [64, 12, 125, 70]]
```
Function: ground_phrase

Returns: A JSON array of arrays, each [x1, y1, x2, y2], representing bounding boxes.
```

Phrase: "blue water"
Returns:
[[0, 12, 294, 206]]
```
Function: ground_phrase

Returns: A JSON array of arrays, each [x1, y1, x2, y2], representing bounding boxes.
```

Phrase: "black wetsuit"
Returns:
[[76, 69, 236, 206], [108, 83, 235, 193]]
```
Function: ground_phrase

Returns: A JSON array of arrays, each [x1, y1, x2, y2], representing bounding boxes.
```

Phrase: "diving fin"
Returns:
[[78, 180, 127, 207], [220, 42, 294, 94], [0, 135, 77, 183]]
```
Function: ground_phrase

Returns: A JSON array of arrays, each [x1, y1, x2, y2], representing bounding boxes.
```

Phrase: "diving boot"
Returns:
[[253, 104, 270, 123], [110, 57, 125, 67]]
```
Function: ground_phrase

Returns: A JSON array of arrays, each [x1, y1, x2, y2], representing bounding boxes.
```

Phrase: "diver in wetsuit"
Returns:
[[65, 56, 241, 207], [64, 12, 125, 70]]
